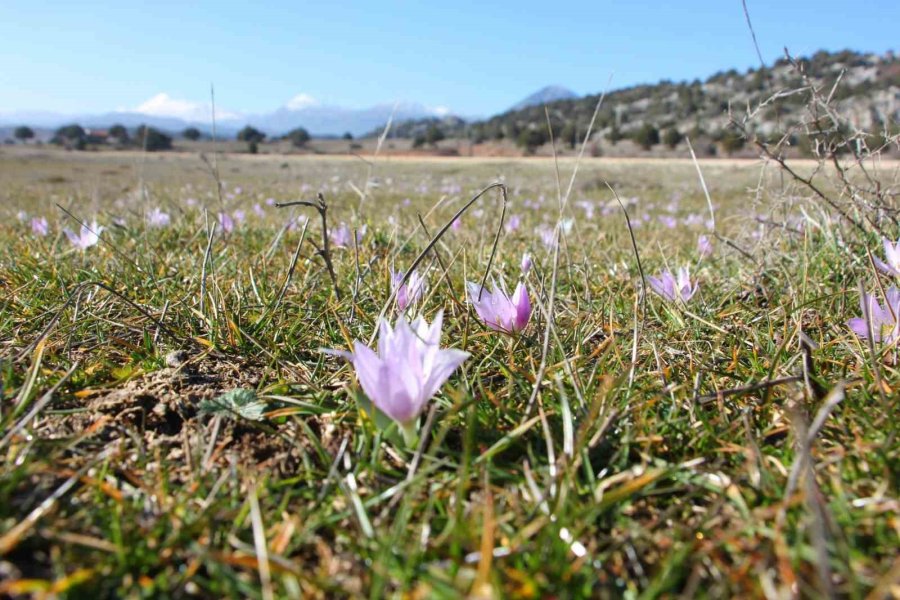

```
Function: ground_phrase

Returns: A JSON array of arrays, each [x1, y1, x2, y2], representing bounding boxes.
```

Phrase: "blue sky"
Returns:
[[1, 0, 897, 118]]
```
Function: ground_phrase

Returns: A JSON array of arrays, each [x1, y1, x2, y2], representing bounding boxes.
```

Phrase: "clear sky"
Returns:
[[1, 0, 897, 118]]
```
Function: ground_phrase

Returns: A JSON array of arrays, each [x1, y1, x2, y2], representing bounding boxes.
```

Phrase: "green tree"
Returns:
[[342, 132, 353, 140], [135, 125, 173, 151], [286, 127, 311, 148], [109, 124, 129, 143], [14, 126, 34, 143], [237, 126, 266, 144], [424, 124, 445, 146], [662, 127, 683, 149], [517, 127, 547, 154], [182, 127, 201, 141], [606, 124, 623, 145], [718, 129, 745, 155], [632, 123, 660, 150], [52, 124, 86, 149], [560, 122, 578, 149]]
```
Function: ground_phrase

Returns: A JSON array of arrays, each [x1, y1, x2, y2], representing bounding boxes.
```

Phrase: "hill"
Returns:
[[378, 49, 900, 155]]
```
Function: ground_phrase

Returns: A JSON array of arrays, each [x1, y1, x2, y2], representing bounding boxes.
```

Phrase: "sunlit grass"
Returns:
[[0, 151, 896, 598]]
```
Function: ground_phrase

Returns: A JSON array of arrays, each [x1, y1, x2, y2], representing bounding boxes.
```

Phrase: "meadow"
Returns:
[[0, 146, 897, 598]]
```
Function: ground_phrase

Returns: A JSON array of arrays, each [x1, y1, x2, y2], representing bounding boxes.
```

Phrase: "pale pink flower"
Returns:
[[146, 207, 170, 228], [325, 312, 469, 430], [217, 212, 234, 233], [848, 287, 900, 343], [391, 269, 426, 311], [873, 237, 900, 277], [697, 235, 713, 258], [31, 217, 49, 237], [521, 252, 533, 274], [467, 280, 532, 333], [647, 267, 698, 303], [64, 220, 103, 250]]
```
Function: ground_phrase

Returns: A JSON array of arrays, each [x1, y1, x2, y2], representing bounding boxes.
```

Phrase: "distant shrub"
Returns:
[[182, 127, 201, 141], [606, 125, 623, 145], [109, 124, 129, 144], [425, 124, 445, 146], [135, 125, 173, 152], [632, 123, 660, 150], [717, 129, 745, 155], [14, 126, 34, 142], [560, 122, 578, 149], [237, 126, 266, 144], [663, 127, 683, 149], [517, 127, 547, 154], [286, 127, 311, 148], [52, 124, 86, 148]]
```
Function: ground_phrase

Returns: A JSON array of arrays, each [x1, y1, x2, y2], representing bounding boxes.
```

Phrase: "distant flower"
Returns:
[[873, 237, 900, 277], [233, 209, 246, 223], [505, 214, 521, 233], [253, 203, 265, 217], [31, 217, 49, 237], [325, 312, 469, 434], [17, 211, 28, 222], [217, 212, 234, 233], [658, 215, 678, 229], [467, 280, 531, 333], [521, 252, 533, 274], [331, 222, 366, 248], [537, 225, 556, 249], [848, 287, 900, 343], [697, 235, 713, 258], [146, 207, 170, 228], [451, 217, 462, 231], [64, 220, 103, 250], [391, 268, 426, 311], [647, 267, 698, 303]]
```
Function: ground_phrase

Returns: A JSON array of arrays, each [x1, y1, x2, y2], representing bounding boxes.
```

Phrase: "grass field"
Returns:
[[1, 146, 897, 598]]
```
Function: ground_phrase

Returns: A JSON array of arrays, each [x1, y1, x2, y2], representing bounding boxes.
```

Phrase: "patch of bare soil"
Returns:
[[34, 354, 322, 477]]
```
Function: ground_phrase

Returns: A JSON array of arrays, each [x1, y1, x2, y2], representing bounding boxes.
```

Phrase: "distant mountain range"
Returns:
[[0, 99, 457, 139], [0, 85, 583, 139]]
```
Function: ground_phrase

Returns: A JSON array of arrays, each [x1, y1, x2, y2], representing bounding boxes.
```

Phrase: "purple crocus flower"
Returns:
[[697, 235, 713, 258], [31, 217, 49, 237], [658, 215, 678, 229], [64, 220, 103, 250], [647, 267, 698, 303], [847, 287, 900, 343], [326, 312, 469, 434], [330, 222, 366, 248], [873, 237, 900, 277], [146, 207, 170, 228], [466, 280, 532, 333], [217, 212, 234, 233], [521, 252, 533, 274], [537, 225, 556, 249], [505, 214, 521, 233], [391, 268, 426, 311]]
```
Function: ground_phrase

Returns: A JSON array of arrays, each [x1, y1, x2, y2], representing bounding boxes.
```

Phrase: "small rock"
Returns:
[[165, 350, 189, 368]]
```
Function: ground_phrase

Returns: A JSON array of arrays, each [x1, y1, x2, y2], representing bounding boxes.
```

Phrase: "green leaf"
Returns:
[[199, 388, 267, 421]]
